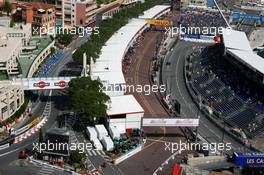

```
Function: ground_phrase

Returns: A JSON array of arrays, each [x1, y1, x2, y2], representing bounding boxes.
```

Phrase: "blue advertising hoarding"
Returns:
[[235, 152, 264, 167], [180, 34, 200, 39], [207, 0, 214, 6], [232, 12, 264, 22]]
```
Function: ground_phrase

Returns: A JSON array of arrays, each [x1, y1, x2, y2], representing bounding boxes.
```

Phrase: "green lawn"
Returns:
[[0, 71, 8, 80], [18, 37, 53, 78]]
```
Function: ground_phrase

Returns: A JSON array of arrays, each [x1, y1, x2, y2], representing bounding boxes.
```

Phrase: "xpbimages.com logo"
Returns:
[[164, 140, 232, 154], [32, 26, 100, 37], [33, 140, 94, 153], [164, 25, 232, 37], [99, 84, 166, 96]]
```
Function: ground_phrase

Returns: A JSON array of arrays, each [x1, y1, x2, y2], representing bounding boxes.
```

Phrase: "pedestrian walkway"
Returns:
[[69, 131, 78, 143], [87, 150, 105, 157], [37, 166, 55, 175]]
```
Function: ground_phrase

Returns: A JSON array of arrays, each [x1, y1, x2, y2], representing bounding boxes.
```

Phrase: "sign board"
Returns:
[[11, 77, 76, 90], [145, 19, 173, 27], [27, 116, 41, 128], [235, 152, 264, 167], [29, 80, 68, 90], [142, 118, 199, 127], [232, 12, 264, 22]]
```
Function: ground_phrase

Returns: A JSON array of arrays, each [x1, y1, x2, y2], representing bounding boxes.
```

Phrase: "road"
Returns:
[[118, 31, 187, 175], [0, 35, 124, 175], [162, 40, 250, 153], [0, 36, 88, 175]]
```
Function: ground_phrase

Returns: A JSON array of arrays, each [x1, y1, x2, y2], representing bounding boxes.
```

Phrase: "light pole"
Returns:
[[195, 115, 200, 143], [221, 113, 225, 155], [195, 95, 202, 142]]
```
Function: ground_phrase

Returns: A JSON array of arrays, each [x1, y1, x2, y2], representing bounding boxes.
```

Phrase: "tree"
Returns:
[[50, 47, 56, 55], [39, 128, 44, 143], [72, 0, 164, 64], [57, 33, 73, 46], [9, 19, 14, 28], [3, 2, 11, 15], [38, 128, 44, 160], [69, 77, 110, 124], [70, 150, 85, 164]]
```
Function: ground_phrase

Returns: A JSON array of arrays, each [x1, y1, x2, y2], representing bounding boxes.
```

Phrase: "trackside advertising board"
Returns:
[[235, 152, 264, 167], [145, 19, 173, 27], [29, 80, 68, 90], [232, 12, 264, 22], [142, 118, 199, 127]]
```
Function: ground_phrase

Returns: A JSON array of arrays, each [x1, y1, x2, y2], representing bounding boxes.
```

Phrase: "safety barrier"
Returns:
[[0, 91, 52, 148], [0, 143, 10, 150], [30, 157, 100, 175], [14, 125, 29, 136], [13, 100, 51, 144], [113, 144, 143, 165]]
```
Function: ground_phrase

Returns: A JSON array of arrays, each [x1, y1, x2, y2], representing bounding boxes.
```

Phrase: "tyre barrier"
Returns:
[[13, 115, 49, 144], [12, 100, 50, 144]]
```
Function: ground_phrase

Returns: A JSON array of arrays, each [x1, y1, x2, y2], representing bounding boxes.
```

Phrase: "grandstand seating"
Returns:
[[35, 51, 63, 77], [214, 97, 243, 117], [225, 109, 256, 129], [189, 46, 264, 138]]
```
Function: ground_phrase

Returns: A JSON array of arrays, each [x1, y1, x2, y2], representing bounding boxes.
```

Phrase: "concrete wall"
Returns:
[[27, 40, 55, 78]]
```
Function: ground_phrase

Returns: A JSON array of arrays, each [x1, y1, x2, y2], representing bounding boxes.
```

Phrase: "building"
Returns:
[[46, 0, 64, 27], [63, 0, 127, 27], [63, 0, 97, 27], [96, 1, 121, 22], [11, 2, 56, 33], [42, 128, 70, 161], [0, 24, 31, 76], [180, 0, 207, 8], [0, 0, 5, 8], [107, 95, 144, 133], [90, 5, 170, 133], [64, 0, 97, 27], [0, 83, 24, 121], [63, 0, 71, 26], [73, 0, 97, 27]]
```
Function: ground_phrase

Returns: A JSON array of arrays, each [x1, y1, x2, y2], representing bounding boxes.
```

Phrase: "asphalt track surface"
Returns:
[[118, 31, 187, 175], [162, 40, 250, 153]]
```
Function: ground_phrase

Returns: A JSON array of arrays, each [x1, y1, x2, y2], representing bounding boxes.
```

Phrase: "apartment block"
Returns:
[[12, 2, 56, 32], [0, 83, 24, 121], [64, 0, 97, 27]]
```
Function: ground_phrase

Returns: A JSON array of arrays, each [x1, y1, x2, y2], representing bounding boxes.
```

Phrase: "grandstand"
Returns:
[[222, 29, 264, 82], [179, 6, 229, 36], [35, 51, 63, 77], [187, 28, 264, 139]]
